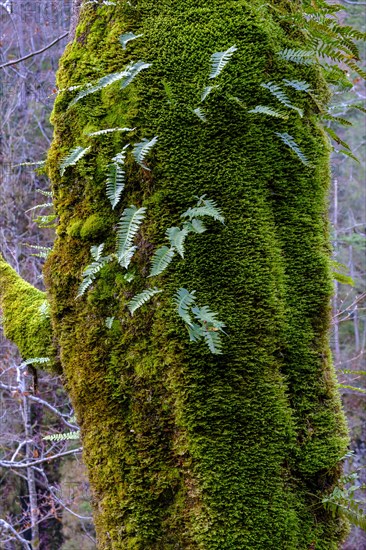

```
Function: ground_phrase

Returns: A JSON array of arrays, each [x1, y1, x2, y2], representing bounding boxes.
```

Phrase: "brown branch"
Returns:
[[0, 32, 69, 70]]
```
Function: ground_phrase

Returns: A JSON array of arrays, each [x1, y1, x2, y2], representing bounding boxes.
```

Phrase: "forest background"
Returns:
[[0, 0, 364, 548]]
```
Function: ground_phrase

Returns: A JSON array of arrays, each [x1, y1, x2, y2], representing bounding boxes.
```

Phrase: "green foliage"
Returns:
[[86, 127, 134, 136], [275, 132, 311, 167], [148, 246, 175, 277], [261, 82, 303, 117], [323, 471, 366, 531], [132, 136, 158, 170], [106, 144, 129, 209], [181, 196, 225, 224], [77, 244, 113, 297], [119, 32, 143, 50], [59, 146, 91, 176], [120, 60, 151, 89], [127, 287, 162, 315], [43, 431, 80, 441], [209, 45, 238, 79], [248, 105, 288, 119], [278, 48, 315, 65], [193, 107, 206, 122], [282, 79, 311, 92], [116, 206, 146, 266], [68, 70, 130, 107], [165, 227, 189, 258], [201, 85, 218, 102]]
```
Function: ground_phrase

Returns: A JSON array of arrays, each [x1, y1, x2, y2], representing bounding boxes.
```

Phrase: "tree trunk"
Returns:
[[1, 0, 350, 548]]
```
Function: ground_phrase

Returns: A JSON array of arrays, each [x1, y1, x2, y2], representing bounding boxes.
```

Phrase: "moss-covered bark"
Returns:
[[0, 0, 350, 547]]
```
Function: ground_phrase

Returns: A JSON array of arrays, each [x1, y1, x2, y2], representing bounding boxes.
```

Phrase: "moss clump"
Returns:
[[44, 0, 349, 548], [79, 213, 109, 240], [67, 218, 84, 237], [0, 254, 55, 370]]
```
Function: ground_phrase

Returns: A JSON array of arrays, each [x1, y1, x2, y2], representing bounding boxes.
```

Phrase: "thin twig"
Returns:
[[0, 32, 69, 69]]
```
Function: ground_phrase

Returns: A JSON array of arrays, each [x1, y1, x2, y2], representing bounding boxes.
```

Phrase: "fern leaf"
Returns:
[[174, 288, 197, 325], [261, 82, 303, 117], [116, 206, 146, 257], [60, 146, 91, 176], [148, 246, 175, 277], [209, 45, 238, 79], [106, 163, 125, 209], [203, 329, 223, 355], [25, 202, 54, 213], [193, 107, 206, 122], [132, 136, 158, 170], [248, 105, 288, 119], [90, 243, 105, 261], [187, 323, 204, 342], [117, 246, 137, 269], [334, 149, 360, 164], [278, 48, 315, 65], [38, 300, 51, 318], [69, 70, 130, 107], [275, 132, 311, 167], [321, 114, 352, 127], [119, 32, 143, 49], [120, 60, 151, 89], [282, 79, 311, 92], [166, 227, 189, 258], [181, 197, 224, 224], [192, 305, 226, 332], [105, 316, 115, 329], [43, 431, 80, 441], [25, 244, 52, 259], [86, 127, 134, 136], [20, 357, 50, 368], [127, 287, 162, 315], [183, 219, 207, 234], [76, 277, 93, 298], [324, 126, 351, 150], [201, 85, 218, 102]]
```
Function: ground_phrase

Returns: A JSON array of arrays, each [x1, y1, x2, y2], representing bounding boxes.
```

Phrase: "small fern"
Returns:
[[127, 287, 162, 315], [278, 48, 315, 65], [275, 132, 311, 167], [174, 288, 196, 325], [261, 82, 303, 117], [132, 136, 158, 170], [148, 246, 175, 277], [59, 146, 91, 176], [193, 107, 206, 122], [120, 60, 151, 89], [86, 127, 134, 136], [25, 244, 52, 259], [282, 79, 311, 92], [106, 145, 129, 209], [105, 316, 115, 329], [117, 246, 137, 269], [20, 357, 50, 368], [201, 85, 218, 102], [77, 246, 113, 298], [116, 206, 146, 262], [38, 300, 51, 318], [209, 45, 238, 79], [166, 227, 189, 258], [248, 105, 288, 119], [43, 431, 80, 442], [183, 219, 207, 234], [119, 32, 143, 49], [181, 196, 225, 224], [69, 70, 130, 107]]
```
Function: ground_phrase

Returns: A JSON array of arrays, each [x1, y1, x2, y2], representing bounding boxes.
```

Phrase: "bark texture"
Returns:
[[1, 0, 349, 548]]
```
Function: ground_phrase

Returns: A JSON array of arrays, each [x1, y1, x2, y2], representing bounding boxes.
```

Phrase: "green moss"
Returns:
[[0, 254, 57, 371], [67, 218, 84, 237], [44, 0, 349, 547], [79, 213, 109, 240]]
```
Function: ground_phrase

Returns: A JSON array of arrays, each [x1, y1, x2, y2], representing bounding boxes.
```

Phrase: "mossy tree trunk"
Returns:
[[0, 0, 350, 548]]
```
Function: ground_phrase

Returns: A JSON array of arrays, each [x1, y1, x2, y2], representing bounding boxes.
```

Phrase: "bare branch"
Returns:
[[0, 447, 83, 469], [0, 32, 69, 70], [0, 519, 32, 549]]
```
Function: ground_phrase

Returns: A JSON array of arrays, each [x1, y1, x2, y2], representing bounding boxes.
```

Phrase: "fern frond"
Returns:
[[20, 357, 50, 368], [187, 323, 204, 342], [127, 287, 162, 315], [201, 85, 218, 102], [43, 431, 80, 442], [60, 146, 91, 176], [174, 288, 196, 325], [148, 246, 175, 277], [282, 79, 311, 92], [193, 107, 206, 122], [69, 70, 130, 107], [117, 246, 137, 269], [248, 105, 288, 119], [106, 163, 125, 209], [38, 300, 51, 318], [132, 136, 158, 170], [120, 60, 151, 89], [324, 127, 351, 150], [182, 197, 224, 224], [166, 227, 189, 258], [25, 202, 54, 213], [36, 189, 53, 197], [183, 219, 207, 234], [105, 316, 115, 329], [86, 127, 134, 136], [278, 48, 315, 65], [203, 329, 223, 355], [116, 206, 146, 259], [192, 305, 226, 332], [275, 132, 311, 167], [119, 32, 143, 49], [209, 45, 238, 79], [25, 244, 52, 259], [261, 82, 303, 117], [334, 149, 360, 164], [90, 243, 105, 261], [321, 114, 352, 127]]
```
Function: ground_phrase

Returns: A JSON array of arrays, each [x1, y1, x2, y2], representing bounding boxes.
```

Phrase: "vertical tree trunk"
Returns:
[[0, 0, 347, 547]]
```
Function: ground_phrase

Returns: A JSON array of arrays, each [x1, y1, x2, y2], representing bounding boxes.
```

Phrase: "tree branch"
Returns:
[[0, 519, 32, 550], [0, 32, 69, 70], [0, 447, 83, 469]]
